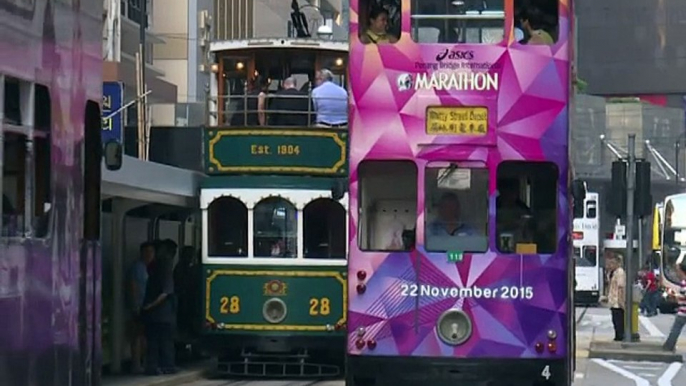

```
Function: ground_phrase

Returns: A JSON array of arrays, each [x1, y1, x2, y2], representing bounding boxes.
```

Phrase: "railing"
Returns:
[[215, 89, 348, 128]]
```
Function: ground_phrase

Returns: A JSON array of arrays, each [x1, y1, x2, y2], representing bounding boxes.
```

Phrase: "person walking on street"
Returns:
[[606, 252, 626, 341], [663, 263, 686, 352]]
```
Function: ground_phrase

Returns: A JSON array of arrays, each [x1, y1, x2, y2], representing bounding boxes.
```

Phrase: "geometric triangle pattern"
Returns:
[[347, 0, 571, 358]]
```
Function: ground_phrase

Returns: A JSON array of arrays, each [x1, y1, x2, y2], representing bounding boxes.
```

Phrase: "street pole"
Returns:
[[624, 134, 636, 343], [139, 0, 148, 160]]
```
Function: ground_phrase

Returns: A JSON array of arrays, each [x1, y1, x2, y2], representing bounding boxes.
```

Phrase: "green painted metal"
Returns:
[[204, 127, 348, 176], [200, 175, 345, 190], [202, 264, 347, 333]]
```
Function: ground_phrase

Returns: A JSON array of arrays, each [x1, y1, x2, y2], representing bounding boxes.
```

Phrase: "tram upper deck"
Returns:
[[205, 38, 350, 177], [209, 38, 349, 128]]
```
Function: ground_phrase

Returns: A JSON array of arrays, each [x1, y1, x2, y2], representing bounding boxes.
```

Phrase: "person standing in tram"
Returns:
[[360, 7, 398, 44], [312, 69, 348, 128], [269, 77, 311, 126]]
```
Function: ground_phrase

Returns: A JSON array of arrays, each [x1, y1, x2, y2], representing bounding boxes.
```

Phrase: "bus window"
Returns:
[[358, 160, 417, 251], [586, 200, 597, 219], [424, 163, 488, 252], [207, 197, 248, 257], [496, 161, 558, 254], [581, 246, 597, 267], [411, 0, 504, 44], [253, 197, 297, 258], [514, 0, 559, 45], [358, 0, 401, 45], [304, 198, 346, 259]]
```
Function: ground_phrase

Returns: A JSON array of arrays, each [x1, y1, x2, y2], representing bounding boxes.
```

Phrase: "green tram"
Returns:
[[201, 38, 349, 377]]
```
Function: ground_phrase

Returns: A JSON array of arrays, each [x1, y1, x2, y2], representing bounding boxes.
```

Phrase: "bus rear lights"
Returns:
[[547, 330, 557, 340], [547, 342, 557, 353], [356, 283, 367, 294], [355, 339, 366, 349], [367, 339, 377, 350], [357, 270, 367, 281], [535, 342, 544, 353]]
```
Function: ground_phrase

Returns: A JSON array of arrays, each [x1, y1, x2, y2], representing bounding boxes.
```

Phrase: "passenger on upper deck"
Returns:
[[516, 1, 556, 45], [312, 69, 348, 128], [360, 7, 398, 44], [269, 77, 311, 126], [230, 75, 269, 127], [427, 192, 476, 237]]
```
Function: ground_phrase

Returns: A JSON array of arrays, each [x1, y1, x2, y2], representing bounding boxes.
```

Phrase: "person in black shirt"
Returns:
[[142, 239, 178, 375], [269, 77, 311, 126]]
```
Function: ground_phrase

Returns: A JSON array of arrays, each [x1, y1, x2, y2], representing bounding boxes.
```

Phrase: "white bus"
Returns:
[[573, 192, 602, 304]]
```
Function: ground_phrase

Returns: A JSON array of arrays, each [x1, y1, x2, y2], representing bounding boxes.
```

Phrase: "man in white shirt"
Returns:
[[312, 69, 348, 127]]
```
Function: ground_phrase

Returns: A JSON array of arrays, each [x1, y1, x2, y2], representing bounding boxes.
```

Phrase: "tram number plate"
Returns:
[[426, 106, 488, 135]]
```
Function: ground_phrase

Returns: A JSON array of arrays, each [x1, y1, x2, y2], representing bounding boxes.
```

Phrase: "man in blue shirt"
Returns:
[[312, 69, 348, 127], [427, 192, 476, 237]]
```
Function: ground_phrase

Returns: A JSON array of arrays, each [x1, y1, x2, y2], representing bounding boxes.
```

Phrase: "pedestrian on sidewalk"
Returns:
[[605, 252, 626, 341], [662, 263, 686, 352]]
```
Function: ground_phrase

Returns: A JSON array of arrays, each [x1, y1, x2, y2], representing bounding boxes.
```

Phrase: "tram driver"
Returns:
[[428, 192, 476, 237]]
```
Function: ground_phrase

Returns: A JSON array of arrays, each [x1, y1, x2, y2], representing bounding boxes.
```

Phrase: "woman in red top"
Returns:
[[640, 264, 659, 317]]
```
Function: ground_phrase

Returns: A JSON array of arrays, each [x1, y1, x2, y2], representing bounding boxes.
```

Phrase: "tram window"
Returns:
[[581, 246, 597, 267], [411, 0, 504, 44], [253, 197, 297, 258], [2, 83, 52, 238], [573, 247, 581, 260], [586, 200, 596, 219], [303, 198, 346, 259], [514, 0, 558, 45], [424, 163, 488, 253], [496, 161, 558, 254], [359, 0, 401, 45], [207, 197, 248, 257], [358, 160, 417, 251]]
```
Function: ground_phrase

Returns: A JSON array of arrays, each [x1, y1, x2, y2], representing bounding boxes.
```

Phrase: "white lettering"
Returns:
[[398, 284, 534, 300], [415, 72, 499, 91]]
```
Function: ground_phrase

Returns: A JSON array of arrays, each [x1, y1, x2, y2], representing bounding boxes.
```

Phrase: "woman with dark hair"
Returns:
[[360, 7, 398, 44], [516, 2, 556, 45]]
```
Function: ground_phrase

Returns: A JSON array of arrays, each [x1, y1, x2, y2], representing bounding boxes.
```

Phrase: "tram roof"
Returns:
[[210, 38, 348, 53]]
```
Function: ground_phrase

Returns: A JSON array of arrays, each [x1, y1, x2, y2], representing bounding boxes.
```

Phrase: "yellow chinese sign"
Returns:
[[426, 106, 488, 135]]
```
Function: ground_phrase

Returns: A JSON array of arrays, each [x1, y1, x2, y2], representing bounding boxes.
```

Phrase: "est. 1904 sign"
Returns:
[[205, 128, 348, 175]]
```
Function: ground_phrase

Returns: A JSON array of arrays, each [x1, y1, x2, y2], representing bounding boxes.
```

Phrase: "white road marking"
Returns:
[[639, 315, 666, 337], [592, 359, 650, 386], [657, 362, 683, 386]]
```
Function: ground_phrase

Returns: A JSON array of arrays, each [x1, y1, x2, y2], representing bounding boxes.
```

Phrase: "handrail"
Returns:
[[216, 84, 348, 127]]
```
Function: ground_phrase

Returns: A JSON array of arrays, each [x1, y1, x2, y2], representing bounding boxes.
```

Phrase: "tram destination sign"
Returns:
[[426, 106, 488, 135], [205, 127, 348, 175]]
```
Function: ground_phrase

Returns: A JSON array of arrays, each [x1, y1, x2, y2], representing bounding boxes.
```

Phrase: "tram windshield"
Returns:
[[253, 197, 297, 258]]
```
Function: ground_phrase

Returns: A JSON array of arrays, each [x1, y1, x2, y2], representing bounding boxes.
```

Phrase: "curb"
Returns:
[[140, 369, 208, 386], [587, 341, 684, 364]]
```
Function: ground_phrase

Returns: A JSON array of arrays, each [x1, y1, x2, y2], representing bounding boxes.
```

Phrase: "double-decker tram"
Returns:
[[201, 38, 349, 377], [657, 194, 686, 314], [0, 0, 121, 385], [573, 192, 601, 305], [347, 0, 582, 385]]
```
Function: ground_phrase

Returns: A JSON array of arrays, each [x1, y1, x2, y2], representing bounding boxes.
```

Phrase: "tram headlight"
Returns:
[[436, 309, 472, 346], [262, 298, 287, 324], [547, 330, 557, 340]]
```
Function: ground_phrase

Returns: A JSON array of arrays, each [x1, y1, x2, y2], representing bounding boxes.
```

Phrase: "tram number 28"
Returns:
[[219, 296, 240, 314], [309, 297, 330, 316]]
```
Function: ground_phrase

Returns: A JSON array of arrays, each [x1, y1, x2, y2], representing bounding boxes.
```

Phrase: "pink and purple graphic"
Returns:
[[347, 0, 573, 359]]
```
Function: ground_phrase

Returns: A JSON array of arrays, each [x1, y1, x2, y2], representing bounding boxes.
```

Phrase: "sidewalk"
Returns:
[[578, 336, 686, 362], [102, 360, 213, 386]]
